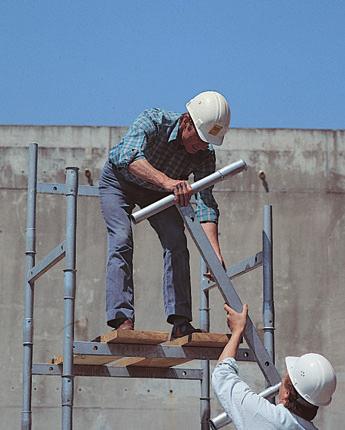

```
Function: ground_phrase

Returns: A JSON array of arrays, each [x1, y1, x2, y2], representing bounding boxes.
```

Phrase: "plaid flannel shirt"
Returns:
[[109, 108, 219, 223]]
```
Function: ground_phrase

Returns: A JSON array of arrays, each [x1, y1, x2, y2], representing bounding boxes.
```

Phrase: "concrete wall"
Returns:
[[1, 125, 344, 429]]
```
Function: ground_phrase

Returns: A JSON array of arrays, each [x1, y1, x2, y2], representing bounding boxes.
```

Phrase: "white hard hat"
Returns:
[[186, 91, 230, 146], [285, 353, 336, 407]]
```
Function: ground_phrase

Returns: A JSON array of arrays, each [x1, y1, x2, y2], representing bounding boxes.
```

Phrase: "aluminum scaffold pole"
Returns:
[[200, 258, 210, 430], [22, 143, 38, 430], [62, 167, 78, 430], [263, 205, 275, 364]]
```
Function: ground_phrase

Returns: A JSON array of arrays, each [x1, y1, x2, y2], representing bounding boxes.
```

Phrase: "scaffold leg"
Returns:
[[62, 167, 78, 430], [22, 143, 38, 430]]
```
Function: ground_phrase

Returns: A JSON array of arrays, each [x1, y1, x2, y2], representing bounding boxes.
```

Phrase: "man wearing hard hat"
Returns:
[[212, 303, 337, 429], [99, 91, 230, 338]]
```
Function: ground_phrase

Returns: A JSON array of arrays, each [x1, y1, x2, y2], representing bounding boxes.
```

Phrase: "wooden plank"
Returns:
[[110, 357, 146, 367], [97, 329, 169, 345], [127, 358, 191, 368], [51, 355, 121, 366], [166, 332, 231, 347], [51, 355, 190, 368]]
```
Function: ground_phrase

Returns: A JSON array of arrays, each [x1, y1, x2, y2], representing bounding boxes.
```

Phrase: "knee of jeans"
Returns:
[[162, 231, 188, 253], [108, 230, 133, 255]]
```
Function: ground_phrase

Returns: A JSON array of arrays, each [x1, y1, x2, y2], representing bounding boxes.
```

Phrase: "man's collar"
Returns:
[[168, 116, 181, 143]]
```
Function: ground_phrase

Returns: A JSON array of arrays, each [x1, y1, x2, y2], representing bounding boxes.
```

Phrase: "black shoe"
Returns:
[[109, 318, 134, 330], [115, 319, 134, 331], [170, 321, 203, 340]]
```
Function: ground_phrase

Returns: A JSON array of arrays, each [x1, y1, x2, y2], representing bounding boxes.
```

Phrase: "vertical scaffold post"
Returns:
[[263, 205, 275, 364], [22, 143, 38, 430], [62, 167, 78, 430], [200, 258, 210, 430]]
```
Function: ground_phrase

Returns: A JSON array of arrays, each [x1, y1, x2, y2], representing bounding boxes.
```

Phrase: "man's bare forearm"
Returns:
[[128, 159, 192, 206], [201, 222, 224, 262], [128, 159, 171, 190]]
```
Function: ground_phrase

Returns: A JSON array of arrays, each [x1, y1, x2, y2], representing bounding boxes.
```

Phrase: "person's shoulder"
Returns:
[[137, 108, 180, 121], [131, 108, 163, 129], [143, 108, 182, 129], [131, 108, 180, 128], [275, 405, 317, 429], [129, 109, 181, 135], [292, 412, 319, 430], [150, 108, 181, 124]]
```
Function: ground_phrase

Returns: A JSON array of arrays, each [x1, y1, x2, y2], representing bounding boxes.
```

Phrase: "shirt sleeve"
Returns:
[[193, 150, 219, 223], [212, 358, 243, 422], [109, 110, 157, 170], [212, 358, 297, 430]]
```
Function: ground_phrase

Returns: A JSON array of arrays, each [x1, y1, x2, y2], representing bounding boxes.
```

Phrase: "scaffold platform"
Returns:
[[49, 330, 253, 368]]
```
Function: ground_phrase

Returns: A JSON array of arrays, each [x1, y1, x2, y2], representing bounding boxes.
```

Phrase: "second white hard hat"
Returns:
[[186, 91, 230, 146], [285, 353, 337, 407]]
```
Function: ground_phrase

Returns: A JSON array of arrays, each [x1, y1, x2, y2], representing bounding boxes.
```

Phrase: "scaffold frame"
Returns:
[[22, 143, 278, 430]]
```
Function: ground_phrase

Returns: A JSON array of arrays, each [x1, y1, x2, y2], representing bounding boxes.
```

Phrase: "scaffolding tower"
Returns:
[[22, 143, 280, 430]]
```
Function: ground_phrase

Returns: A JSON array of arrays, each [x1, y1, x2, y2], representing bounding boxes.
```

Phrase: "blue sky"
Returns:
[[0, 1, 344, 129]]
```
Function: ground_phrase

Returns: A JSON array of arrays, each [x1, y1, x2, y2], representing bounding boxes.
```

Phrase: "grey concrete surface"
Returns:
[[0, 125, 344, 429]]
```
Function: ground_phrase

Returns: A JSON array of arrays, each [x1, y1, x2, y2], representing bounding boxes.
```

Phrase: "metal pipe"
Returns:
[[209, 382, 281, 429], [131, 160, 247, 224], [62, 167, 78, 430], [263, 205, 275, 363], [22, 143, 38, 430], [199, 258, 210, 430]]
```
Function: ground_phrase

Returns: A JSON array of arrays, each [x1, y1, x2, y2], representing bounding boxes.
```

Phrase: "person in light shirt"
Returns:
[[212, 303, 337, 430]]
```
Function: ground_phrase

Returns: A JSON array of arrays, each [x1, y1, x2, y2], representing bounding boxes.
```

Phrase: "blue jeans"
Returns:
[[99, 161, 192, 328]]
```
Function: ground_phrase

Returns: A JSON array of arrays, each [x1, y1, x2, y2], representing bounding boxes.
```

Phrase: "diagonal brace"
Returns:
[[204, 252, 263, 291], [178, 205, 281, 386], [27, 241, 66, 283]]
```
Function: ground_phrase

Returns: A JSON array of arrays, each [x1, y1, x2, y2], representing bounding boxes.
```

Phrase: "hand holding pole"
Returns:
[[131, 159, 247, 224]]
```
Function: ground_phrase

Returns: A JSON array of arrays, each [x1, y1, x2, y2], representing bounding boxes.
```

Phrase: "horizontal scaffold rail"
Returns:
[[32, 364, 203, 380], [37, 183, 99, 196]]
